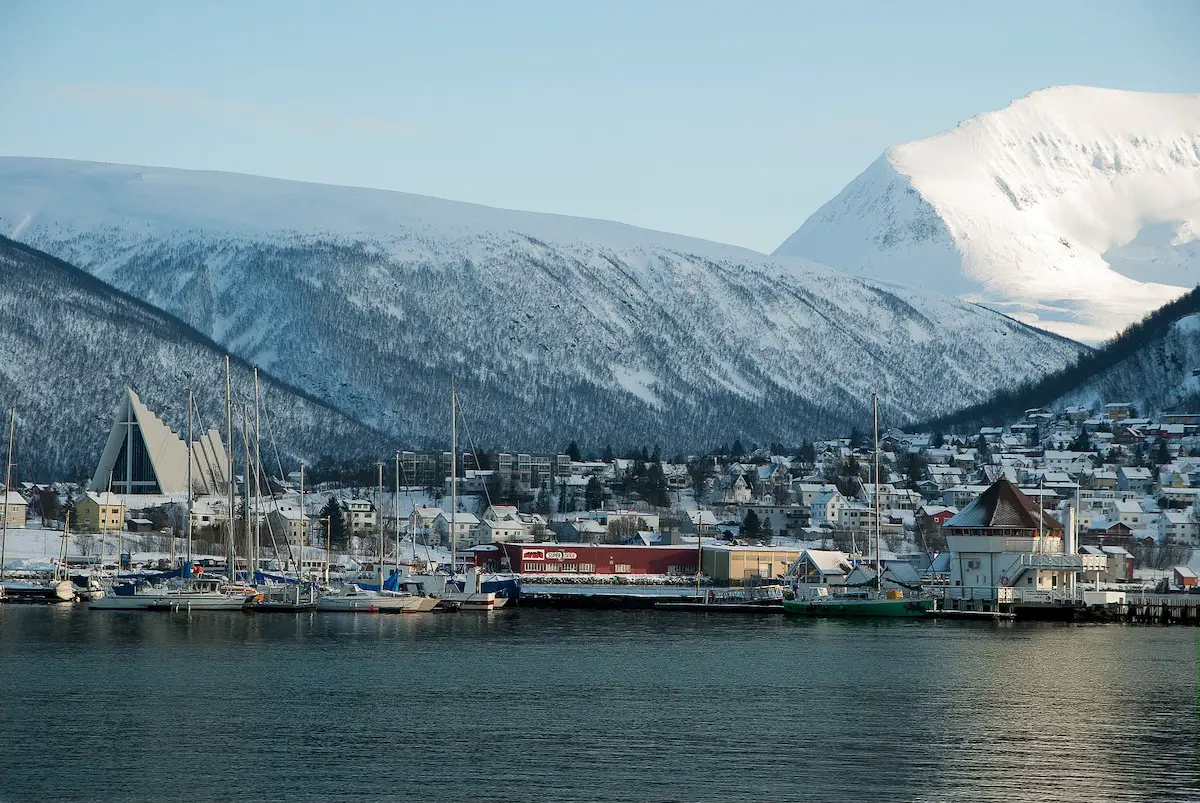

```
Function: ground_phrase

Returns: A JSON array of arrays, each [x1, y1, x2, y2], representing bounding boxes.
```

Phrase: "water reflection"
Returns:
[[0, 606, 1194, 802]]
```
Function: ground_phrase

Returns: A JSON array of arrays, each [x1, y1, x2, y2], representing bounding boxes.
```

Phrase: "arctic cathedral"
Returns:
[[89, 388, 229, 496]]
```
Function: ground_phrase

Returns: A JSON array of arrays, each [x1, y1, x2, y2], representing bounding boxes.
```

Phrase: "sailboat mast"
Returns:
[[111, 470, 120, 581], [377, 462, 384, 590], [186, 388, 194, 578], [299, 461, 306, 576], [242, 407, 253, 577], [394, 451, 400, 578], [873, 392, 880, 597], [450, 384, 457, 581], [225, 356, 235, 582], [0, 406, 14, 581], [252, 369, 262, 574]]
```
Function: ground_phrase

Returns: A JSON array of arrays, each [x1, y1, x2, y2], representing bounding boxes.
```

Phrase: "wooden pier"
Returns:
[[1104, 593, 1200, 625]]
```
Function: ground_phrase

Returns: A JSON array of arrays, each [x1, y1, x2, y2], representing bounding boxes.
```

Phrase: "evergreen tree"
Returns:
[[61, 493, 76, 530], [601, 444, 615, 462], [731, 439, 745, 458], [584, 476, 604, 510], [975, 434, 991, 463], [566, 440, 581, 462], [931, 431, 945, 449], [319, 495, 347, 550], [761, 519, 775, 546], [741, 509, 762, 541], [558, 480, 568, 513], [1155, 438, 1170, 466]]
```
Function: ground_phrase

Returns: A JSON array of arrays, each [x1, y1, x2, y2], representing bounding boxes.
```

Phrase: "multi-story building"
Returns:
[[267, 505, 309, 549], [339, 499, 376, 533], [76, 492, 125, 532]]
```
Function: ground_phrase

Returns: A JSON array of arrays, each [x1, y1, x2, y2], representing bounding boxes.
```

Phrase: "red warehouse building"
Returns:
[[494, 543, 698, 577]]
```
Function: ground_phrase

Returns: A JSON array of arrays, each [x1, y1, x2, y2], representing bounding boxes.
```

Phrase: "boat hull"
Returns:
[[1, 580, 77, 603], [442, 591, 508, 611], [782, 597, 933, 618], [146, 595, 251, 611]]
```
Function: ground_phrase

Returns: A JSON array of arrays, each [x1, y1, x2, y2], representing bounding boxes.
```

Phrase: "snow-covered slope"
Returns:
[[1054, 302, 1200, 415], [0, 157, 1084, 452], [775, 86, 1200, 343], [922, 285, 1200, 431], [0, 236, 384, 480]]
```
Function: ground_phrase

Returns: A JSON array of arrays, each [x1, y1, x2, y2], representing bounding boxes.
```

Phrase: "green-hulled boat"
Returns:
[[781, 594, 933, 618]]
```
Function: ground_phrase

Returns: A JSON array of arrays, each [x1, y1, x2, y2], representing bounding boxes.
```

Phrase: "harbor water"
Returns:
[[0, 605, 1195, 802]]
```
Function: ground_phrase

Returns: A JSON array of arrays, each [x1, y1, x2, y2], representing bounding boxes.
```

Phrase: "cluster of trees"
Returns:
[[739, 510, 774, 546], [613, 459, 670, 507]]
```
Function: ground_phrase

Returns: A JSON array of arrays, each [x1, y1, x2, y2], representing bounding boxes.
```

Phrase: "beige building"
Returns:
[[0, 490, 27, 528], [267, 506, 309, 549], [76, 492, 125, 532], [701, 545, 802, 586]]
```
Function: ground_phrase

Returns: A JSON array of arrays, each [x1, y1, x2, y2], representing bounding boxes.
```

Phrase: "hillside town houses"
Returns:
[[6, 396, 1199, 592]]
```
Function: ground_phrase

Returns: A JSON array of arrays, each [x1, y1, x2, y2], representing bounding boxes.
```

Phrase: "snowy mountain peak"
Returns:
[[775, 86, 1200, 343]]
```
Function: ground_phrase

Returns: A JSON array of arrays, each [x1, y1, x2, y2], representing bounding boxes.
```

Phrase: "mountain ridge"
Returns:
[[0, 156, 1086, 453]]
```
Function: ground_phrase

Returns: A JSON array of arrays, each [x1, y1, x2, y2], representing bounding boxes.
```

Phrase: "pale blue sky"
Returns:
[[1, 1, 1196, 252]]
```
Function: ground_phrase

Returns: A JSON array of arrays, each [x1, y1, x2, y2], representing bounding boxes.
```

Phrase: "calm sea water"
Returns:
[[0, 605, 1195, 803]]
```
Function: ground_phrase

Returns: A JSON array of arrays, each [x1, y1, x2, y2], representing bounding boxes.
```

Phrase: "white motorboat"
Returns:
[[316, 584, 432, 613], [443, 568, 509, 611]]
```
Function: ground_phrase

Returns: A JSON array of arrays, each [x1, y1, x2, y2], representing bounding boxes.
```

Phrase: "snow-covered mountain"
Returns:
[[0, 236, 384, 480], [0, 157, 1083, 452], [774, 86, 1200, 343]]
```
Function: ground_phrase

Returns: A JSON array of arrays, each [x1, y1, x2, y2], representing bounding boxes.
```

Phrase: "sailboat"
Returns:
[[782, 393, 933, 619], [439, 385, 517, 611]]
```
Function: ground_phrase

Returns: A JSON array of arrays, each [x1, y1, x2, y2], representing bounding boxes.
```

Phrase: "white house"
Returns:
[[433, 511, 480, 545], [267, 505, 309, 549], [793, 483, 838, 508], [836, 503, 877, 531], [785, 549, 853, 587], [408, 506, 443, 536], [1158, 510, 1198, 545], [1116, 466, 1154, 494], [1042, 451, 1094, 476], [340, 499, 376, 533], [810, 490, 848, 527], [1105, 499, 1145, 530]]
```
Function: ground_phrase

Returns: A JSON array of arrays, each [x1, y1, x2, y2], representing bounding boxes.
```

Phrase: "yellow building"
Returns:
[[75, 492, 125, 532], [701, 545, 802, 586]]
